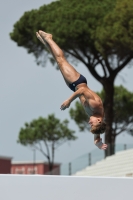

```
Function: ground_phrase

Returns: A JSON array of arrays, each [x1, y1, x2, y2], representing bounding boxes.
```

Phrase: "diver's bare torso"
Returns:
[[76, 84, 104, 117]]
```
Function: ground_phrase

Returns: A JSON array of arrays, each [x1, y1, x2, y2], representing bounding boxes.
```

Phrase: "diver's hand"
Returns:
[[60, 100, 70, 110], [100, 143, 108, 150], [95, 138, 108, 150]]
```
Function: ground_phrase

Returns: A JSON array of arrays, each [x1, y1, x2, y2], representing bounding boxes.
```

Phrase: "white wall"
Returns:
[[0, 175, 132, 200]]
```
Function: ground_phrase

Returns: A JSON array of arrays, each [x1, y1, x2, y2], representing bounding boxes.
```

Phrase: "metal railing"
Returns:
[[45, 143, 133, 176]]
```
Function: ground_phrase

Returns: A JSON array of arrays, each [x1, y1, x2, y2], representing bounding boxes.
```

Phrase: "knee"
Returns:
[[57, 50, 64, 59], [57, 54, 66, 66]]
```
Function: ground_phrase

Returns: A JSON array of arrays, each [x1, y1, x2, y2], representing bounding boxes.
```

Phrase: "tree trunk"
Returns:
[[103, 79, 114, 157], [47, 160, 54, 175], [48, 143, 55, 174], [105, 134, 116, 157], [47, 156, 53, 174], [49, 162, 53, 172]]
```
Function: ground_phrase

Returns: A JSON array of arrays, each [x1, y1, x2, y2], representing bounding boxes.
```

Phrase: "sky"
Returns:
[[0, 0, 133, 165]]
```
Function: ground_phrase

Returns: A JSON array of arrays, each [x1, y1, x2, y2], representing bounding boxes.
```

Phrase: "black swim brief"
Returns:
[[69, 74, 87, 92]]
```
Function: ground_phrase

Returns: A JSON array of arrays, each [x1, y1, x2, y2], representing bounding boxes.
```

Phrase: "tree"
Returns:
[[17, 114, 76, 171], [69, 85, 133, 153], [10, 0, 133, 155]]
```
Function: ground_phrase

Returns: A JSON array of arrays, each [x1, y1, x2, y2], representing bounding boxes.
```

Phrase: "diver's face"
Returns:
[[88, 116, 101, 127]]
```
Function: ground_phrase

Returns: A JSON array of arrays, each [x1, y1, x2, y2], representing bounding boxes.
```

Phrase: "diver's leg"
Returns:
[[36, 30, 80, 84]]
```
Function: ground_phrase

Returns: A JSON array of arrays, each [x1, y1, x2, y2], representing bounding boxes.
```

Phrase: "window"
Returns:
[[15, 167, 25, 174], [27, 167, 38, 174]]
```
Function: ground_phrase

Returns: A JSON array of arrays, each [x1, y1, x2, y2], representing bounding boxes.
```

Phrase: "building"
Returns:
[[0, 156, 60, 175], [0, 156, 12, 174], [11, 160, 60, 175]]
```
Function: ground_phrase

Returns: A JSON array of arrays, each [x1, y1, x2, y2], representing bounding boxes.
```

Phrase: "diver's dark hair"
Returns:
[[90, 121, 106, 134]]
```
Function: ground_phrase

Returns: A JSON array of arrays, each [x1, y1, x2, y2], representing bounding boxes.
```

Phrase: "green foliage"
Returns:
[[113, 86, 133, 125], [71, 86, 133, 135], [95, 0, 133, 57], [10, 0, 117, 62], [10, 0, 133, 61], [18, 114, 76, 146], [18, 114, 76, 170]]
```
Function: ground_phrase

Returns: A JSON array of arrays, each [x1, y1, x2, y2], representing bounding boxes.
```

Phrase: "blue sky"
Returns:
[[0, 0, 133, 164]]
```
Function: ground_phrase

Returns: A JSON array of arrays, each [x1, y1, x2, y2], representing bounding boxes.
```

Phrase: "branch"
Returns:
[[115, 124, 127, 136], [54, 138, 68, 149], [32, 142, 49, 159], [43, 140, 50, 160], [66, 49, 103, 83], [78, 44, 89, 59], [114, 55, 132, 75], [88, 64, 104, 83], [89, 47, 108, 77], [52, 141, 55, 164], [65, 49, 88, 66], [104, 58, 112, 74], [93, 54, 107, 77]]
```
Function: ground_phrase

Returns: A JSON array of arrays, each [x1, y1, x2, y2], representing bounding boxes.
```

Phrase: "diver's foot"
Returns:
[[38, 30, 52, 42], [36, 30, 52, 51], [36, 32, 46, 45]]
